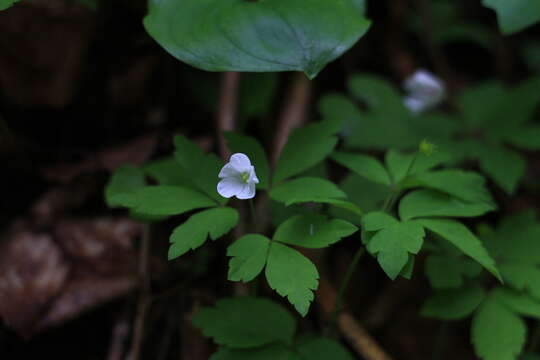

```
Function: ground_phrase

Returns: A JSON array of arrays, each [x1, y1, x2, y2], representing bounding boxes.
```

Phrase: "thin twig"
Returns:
[[216, 72, 240, 160], [107, 309, 130, 360], [271, 73, 312, 166], [127, 224, 151, 360], [317, 277, 395, 360]]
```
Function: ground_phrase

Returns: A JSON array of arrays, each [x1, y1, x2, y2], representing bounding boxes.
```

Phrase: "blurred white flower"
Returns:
[[403, 69, 445, 114], [217, 153, 259, 200]]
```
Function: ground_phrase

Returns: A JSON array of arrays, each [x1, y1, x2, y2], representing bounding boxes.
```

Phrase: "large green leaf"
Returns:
[[362, 212, 425, 280], [273, 120, 340, 183], [169, 207, 239, 260], [193, 297, 297, 348], [472, 295, 527, 360], [143, 0, 371, 79], [265, 242, 319, 316], [419, 219, 501, 281], [422, 284, 486, 320], [273, 214, 357, 249], [224, 132, 270, 189], [482, 0, 540, 34], [270, 177, 346, 204], [112, 185, 216, 216], [227, 234, 271, 282], [399, 189, 494, 220]]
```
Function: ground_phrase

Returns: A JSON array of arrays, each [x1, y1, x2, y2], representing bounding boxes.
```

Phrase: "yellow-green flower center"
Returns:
[[240, 171, 250, 183]]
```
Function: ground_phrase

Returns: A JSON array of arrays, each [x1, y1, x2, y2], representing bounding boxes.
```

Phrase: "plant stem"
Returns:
[[127, 224, 151, 360], [327, 246, 365, 335]]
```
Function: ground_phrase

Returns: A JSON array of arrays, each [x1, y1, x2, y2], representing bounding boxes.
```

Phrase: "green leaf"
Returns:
[[174, 135, 226, 204], [336, 174, 390, 215], [113, 185, 216, 216], [405, 170, 494, 206], [419, 219, 501, 281], [169, 207, 238, 260], [105, 165, 147, 207], [400, 255, 415, 280], [362, 211, 399, 231], [504, 126, 540, 150], [362, 213, 425, 280], [331, 152, 391, 186], [285, 198, 363, 218], [422, 284, 486, 320], [0, 0, 18, 11], [211, 344, 297, 360], [425, 254, 482, 289], [399, 189, 494, 220], [458, 82, 508, 128], [143, 0, 371, 79], [193, 297, 297, 348], [348, 74, 405, 112], [273, 214, 357, 249], [227, 234, 271, 283], [273, 120, 341, 184], [493, 288, 540, 319], [472, 295, 527, 360], [384, 150, 450, 184], [318, 93, 362, 135], [482, 0, 540, 34], [500, 264, 540, 300], [265, 242, 319, 316], [476, 144, 526, 194], [270, 177, 346, 204], [296, 338, 355, 360], [224, 132, 270, 189], [144, 157, 191, 186], [483, 216, 540, 265]]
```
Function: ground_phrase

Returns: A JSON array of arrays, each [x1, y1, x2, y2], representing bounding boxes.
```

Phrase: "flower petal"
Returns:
[[404, 96, 428, 114], [218, 163, 239, 179], [404, 69, 444, 97], [248, 166, 259, 184], [217, 177, 244, 198], [229, 153, 252, 173], [236, 182, 256, 200]]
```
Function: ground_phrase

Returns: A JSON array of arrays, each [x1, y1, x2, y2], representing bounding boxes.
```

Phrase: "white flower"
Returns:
[[403, 69, 445, 114], [217, 153, 259, 200]]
